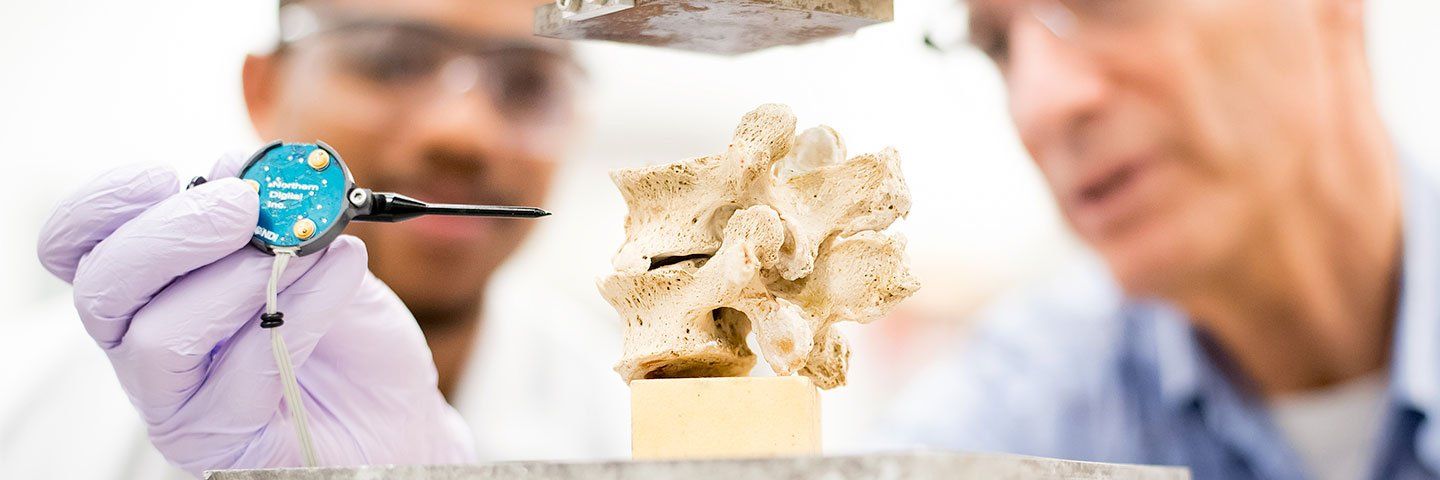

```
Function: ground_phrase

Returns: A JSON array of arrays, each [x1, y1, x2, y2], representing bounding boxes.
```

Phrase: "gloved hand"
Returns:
[[36, 152, 476, 477]]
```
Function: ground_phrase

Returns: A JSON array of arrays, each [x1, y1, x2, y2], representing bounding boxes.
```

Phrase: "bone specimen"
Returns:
[[600, 104, 919, 389]]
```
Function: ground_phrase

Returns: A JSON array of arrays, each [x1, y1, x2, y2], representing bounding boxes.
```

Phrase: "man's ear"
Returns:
[[242, 53, 280, 139]]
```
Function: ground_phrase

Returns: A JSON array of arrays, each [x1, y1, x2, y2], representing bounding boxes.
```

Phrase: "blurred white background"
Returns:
[[1, 0, 1437, 453]]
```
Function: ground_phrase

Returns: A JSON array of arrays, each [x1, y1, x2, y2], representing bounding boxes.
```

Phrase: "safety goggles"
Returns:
[[924, 0, 1157, 66], [276, 5, 584, 129]]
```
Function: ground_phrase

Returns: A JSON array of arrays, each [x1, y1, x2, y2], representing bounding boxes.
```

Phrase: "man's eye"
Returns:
[[974, 33, 1011, 64], [487, 54, 569, 117], [344, 47, 444, 83], [329, 29, 448, 85]]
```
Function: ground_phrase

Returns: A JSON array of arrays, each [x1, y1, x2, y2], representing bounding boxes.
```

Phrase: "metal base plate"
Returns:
[[205, 452, 1190, 479], [534, 0, 893, 55]]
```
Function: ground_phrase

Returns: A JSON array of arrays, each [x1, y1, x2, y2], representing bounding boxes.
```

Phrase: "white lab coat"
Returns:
[[0, 275, 631, 479]]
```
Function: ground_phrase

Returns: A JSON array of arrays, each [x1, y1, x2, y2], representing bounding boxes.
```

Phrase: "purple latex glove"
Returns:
[[36, 153, 476, 477]]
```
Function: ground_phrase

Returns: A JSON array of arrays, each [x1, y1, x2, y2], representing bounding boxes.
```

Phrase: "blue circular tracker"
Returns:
[[239, 141, 356, 256]]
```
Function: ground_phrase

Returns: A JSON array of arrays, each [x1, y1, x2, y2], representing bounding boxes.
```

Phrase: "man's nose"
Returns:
[[1006, 17, 1109, 157]]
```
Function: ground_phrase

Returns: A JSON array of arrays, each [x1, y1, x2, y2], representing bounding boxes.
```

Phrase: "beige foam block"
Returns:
[[630, 376, 821, 460]]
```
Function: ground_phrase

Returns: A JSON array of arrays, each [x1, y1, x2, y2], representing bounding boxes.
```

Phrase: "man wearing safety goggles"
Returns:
[[18, 1, 627, 478], [889, 1, 1423, 479]]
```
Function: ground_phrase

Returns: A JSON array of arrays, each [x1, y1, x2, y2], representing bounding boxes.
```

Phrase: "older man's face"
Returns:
[[968, 0, 1341, 294], [247, 0, 575, 321]]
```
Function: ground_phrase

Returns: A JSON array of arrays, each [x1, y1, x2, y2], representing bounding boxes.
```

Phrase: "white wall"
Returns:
[[4, 0, 1437, 316], [3, 1, 1435, 319]]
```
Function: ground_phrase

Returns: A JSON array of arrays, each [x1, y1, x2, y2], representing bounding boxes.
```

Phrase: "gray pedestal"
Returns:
[[205, 452, 1189, 479]]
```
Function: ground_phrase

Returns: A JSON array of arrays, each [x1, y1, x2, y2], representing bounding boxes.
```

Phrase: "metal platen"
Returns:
[[533, 0, 893, 55]]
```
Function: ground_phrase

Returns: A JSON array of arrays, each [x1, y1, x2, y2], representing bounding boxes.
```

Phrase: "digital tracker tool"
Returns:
[[184, 141, 551, 467], [191, 140, 551, 256]]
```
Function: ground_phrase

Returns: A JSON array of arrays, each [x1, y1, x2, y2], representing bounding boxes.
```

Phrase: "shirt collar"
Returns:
[[1145, 301, 1208, 410], [1389, 156, 1440, 414]]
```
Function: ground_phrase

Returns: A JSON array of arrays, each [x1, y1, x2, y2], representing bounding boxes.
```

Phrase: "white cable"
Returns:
[[265, 249, 319, 467]]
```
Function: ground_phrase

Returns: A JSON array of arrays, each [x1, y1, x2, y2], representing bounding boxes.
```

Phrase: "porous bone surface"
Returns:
[[600, 104, 919, 388]]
